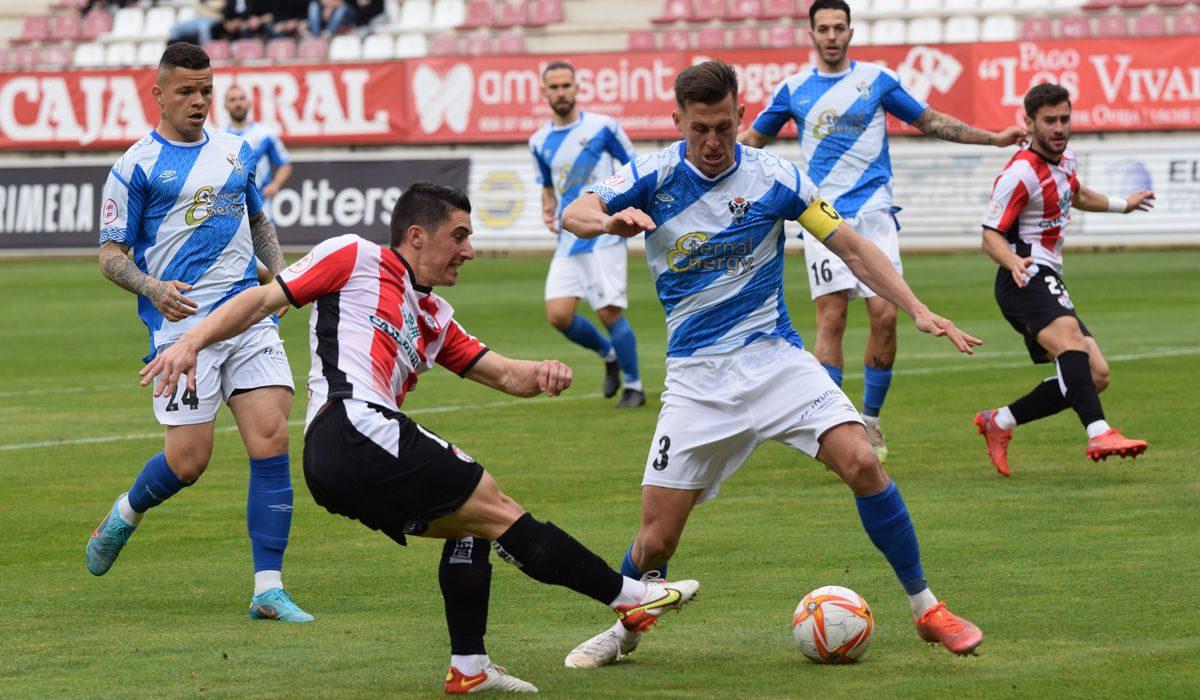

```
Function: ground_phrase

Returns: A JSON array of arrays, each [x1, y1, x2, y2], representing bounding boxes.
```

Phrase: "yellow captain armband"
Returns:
[[797, 197, 842, 242]]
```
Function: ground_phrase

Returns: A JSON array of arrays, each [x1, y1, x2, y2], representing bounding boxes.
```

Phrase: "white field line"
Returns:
[[2, 345, 1197, 452]]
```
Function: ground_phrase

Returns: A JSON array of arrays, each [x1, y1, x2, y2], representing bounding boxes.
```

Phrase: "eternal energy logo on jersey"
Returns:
[[185, 186, 246, 226], [667, 232, 754, 275]]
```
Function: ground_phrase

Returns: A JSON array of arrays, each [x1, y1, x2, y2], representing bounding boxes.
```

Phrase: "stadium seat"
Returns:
[[50, 12, 82, 42], [696, 26, 726, 47], [463, 33, 493, 54], [106, 7, 144, 41], [980, 14, 1018, 39], [907, 0, 944, 15], [203, 39, 232, 62], [432, 0, 468, 28], [459, 0, 494, 28], [1021, 16, 1053, 39], [730, 25, 762, 46], [50, 0, 86, 10], [73, 41, 105, 68], [11, 14, 50, 45], [1168, 9, 1200, 33], [135, 41, 164, 66], [1132, 10, 1166, 34], [1154, 0, 1187, 7], [1093, 12, 1127, 35], [727, 0, 763, 20], [942, 0, 981, 14], [297, 36, 329, 60], [232, 38, 265, 62], [662, 27, 692, 48], [943, 15, 980, 40], [143, 6, 175, 40], [871, 0, 905, 18], [907, 17, 943, 43], [400, 0, 434, 30], [80, 9, 112, 41], [765, 23, 796, 46], [328, 34, 363, 60], [759, 0, 797, 18], [1013, 0, 1044, 11], [394, 32, 429, 57], [871, 18, 906, 42], [12, 46, 39, 69], [1118, 0, 1151, 7], [1051, 0, 1085, 8], [429, 34, 461, 54], [530, 0, 565, 25], [40, 44, 72, 69], [361, 33, 395, 59], [851, 20, 871, 44], [104, 41, 136, 67], [1057, 14, 1091, 36], [628, 29, 657, 49], [653, 0, 695, 23], [979, 0, 1012, 11], [495, 0, 530, 28], [266, 38, 297, 62], [496, 29, 527, 53], [1080, 0, 1114, 10], [693, 0, 729, 21]]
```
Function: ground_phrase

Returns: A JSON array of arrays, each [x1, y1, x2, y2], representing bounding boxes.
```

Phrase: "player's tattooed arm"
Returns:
[[99, 241, 197, 321], [912, 109, 1024, 147], [249, 211, 286, 275]]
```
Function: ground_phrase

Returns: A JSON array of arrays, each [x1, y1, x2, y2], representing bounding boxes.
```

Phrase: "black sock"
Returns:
[[1008, 377, 1070, 425], [1056, 350, 1105, 427], [440, 537, 491, 656], [494, 513, 623, 605]]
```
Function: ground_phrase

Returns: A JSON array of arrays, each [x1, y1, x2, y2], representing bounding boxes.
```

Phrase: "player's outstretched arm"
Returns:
[[139, 282, 290, 398], [823, 224, 982, 354], [561, 193, 656, 239], [464, 351, 573, 398], [737, 127, 773, 148], [1073, 185, 1156, 214], [99, 241, 198, 322], [981, 227, 1034, 288], [912, 108, 1025, 147]]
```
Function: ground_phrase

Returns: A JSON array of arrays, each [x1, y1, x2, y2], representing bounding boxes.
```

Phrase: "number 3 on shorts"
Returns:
[[651, 435, 671, 471]]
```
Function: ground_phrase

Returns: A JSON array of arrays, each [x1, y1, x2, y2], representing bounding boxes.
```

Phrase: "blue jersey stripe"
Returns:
[[807, 78, 889, 186], [139, 144, 204, 251], [832, 145, 893, 217], [667, 252, 785, 357], [158, 165, 252, 289]]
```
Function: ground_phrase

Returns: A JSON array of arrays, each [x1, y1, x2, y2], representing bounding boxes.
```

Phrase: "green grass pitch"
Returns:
[[1, 249, 1198, 698]]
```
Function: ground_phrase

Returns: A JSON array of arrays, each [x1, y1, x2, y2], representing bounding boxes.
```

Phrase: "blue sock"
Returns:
[[855, 481, 926, 595], [604, 317, 640, 384], [821, 363, 844, 387], [127, 452, 190, 512], [620, 543, 668, 580], [561, 314, 613, 358], [247, 454, 293, 573], [862, 365, 893, 418]]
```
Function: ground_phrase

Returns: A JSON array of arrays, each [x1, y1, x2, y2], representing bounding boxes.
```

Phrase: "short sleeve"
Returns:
[[982, 169, 1029, 234], [99, 160, 145, 247], [588, 154, 656, 213], [435, 320, 488, 376], [530, 139, 552, 187], [879, 72, 928, 125], [276, 235, 360, 307], [750, 80, 795, 138]]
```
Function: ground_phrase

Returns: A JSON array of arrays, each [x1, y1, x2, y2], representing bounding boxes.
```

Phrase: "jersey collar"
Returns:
[[151, 128, 210, 148], [390, 249, 431, 294], [550, 111, 584, 131], [678, 141, 742, 186], [814, 60, 855, 79]]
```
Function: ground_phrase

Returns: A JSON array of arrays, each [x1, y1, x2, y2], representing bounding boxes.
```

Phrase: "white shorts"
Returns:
[[642, 338, 863, 503], [544, 244, 628, 310], [803, 208, 902, 300], [152, 321, 294, 426]]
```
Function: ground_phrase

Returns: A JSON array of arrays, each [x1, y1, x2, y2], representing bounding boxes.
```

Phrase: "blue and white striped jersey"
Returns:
[[590, 142, 827, 358], [226, 121, 290, 194], [529, 111, 635, 257], [751, 61, 927, 219], [99, 129, 263, 359]]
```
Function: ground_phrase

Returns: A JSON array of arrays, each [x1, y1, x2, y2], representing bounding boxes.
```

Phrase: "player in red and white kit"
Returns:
[[141, 183, 699, 694], [974, 84, 1154, 476]]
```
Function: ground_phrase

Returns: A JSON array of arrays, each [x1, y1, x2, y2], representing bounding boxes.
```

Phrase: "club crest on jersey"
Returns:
[[986, 199, 1004, 220], [856, 80, 873, 99], [226, 153, 244, 175], [452, 445, 475, 463], [728, 197, 751, 221]]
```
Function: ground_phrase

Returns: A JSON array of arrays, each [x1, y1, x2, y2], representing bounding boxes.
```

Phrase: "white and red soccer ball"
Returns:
[[792, 585, 874, 664]]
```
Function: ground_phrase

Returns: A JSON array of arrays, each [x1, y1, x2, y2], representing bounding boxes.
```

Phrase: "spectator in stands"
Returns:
[[84, 0, 144, 14], [169, 0, 275, 45], [308, 0, 358, 36], [354, 0, 387, 29], [270, 0, 308, 39]]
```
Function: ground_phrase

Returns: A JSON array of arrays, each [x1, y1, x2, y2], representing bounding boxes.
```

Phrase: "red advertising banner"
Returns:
[[0, 37, 1196, 151]]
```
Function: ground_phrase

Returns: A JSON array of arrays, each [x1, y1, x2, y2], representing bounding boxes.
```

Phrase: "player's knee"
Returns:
[[169, 455, 209, 483], [636, 531, 680, 568], [545, 308, 572, 330], [1093, 365, 1111, 392], [835, 444, 887, 495]]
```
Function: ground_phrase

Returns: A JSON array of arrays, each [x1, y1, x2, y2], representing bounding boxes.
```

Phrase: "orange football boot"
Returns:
[[1086, 428, 1148, 462], [974, 409, 1014, 477], [915, 601, 983, 655]]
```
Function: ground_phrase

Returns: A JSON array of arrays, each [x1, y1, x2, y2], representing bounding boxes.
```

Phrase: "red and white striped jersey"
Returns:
[[277, 234, 488, 429], [981, 146, 1081, 274]]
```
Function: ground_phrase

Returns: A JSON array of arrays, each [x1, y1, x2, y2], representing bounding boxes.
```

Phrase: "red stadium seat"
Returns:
[[464, 33, 493, 55], [429, 34, 461, 55], [495, 0, 529, 28], [628, 29, 657, 50], [1021, 16, 1053, 39], [760, 0, 798, 20], [1132, 10, 1167, 35], [529, 0, 564, 25], [765, 23, 796, 46], [12, 45, 40, 68], [40, 44, 72, 69], [729, 25, 761, 47], [1153, 0, 1187, 8], [727, 0, 763, 21], [693, 0, 729, 22], [203, 40, 231, 62], [80, 9, 112, 40], [661, 27, 692, 49], [297, 36, 329, 60], [50, 12, 82, 41], [1057, 15, 1091, 38], [232, 38, 265, 62], [1080, 0, 1114, 10], [653, 0, 694, 23], [12, 14, 51, 45], [460, 1, 494, 29], [695, 26, 726, 48], [1094, 13, 1127, 35], [1168, 9, 1200, 33], [496, 29, 527, 53], [1117, 0, 1151, 8], [266, 38, 297, 62]]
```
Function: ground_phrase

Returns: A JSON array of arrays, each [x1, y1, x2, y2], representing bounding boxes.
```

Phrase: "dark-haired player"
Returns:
[[974, 83, 1153, 476]]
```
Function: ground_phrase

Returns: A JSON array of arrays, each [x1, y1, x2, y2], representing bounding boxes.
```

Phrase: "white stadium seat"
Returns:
[[907, 16, 943, 43], [942, 0, 979, 13], [73, 42, 105, 68], [328, 34, 363, 61], [136, 41, 165, 66], [395, 32, 429, 57], [870, 0, 906, 18], [944, 15, 980, 41], [432, 0, 467, 29], [104, 41, 136, 66], [871, 18, 906, 43], [906, 0, 943, 15], [106, 7, 144, 41], [853, 20, 872, 44], [142, 7, 176, 40], [400, 0, 433, 30], [361, 33, 394, 59], [980, 14, 1018, 39]]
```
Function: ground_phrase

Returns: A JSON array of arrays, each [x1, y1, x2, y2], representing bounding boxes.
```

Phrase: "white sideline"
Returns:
[[1, 346, 1197, 452]]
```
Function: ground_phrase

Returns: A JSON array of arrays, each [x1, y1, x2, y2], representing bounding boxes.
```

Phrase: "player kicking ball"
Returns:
[[974, 83, 1153, 476]]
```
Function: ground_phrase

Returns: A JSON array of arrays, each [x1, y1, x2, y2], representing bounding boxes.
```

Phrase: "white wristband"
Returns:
[[1106, 195, 1128, 213]]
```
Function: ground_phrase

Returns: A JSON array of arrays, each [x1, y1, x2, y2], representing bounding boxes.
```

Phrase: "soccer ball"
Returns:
[[792, 585, 874, 664]]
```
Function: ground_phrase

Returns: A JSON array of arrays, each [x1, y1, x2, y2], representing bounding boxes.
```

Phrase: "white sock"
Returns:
[[603, 349, 617, 362], [1086, 420, 1112, 439], [623, 380, 643, 393], [908, 588, 938, 618], [862, 414, 880, 427], [254, 570, 283, 596], [994, 406, 1017, 430], [610, 577, 648, 608], [116, 494, 143, 526], [451, 653, 489, 675]]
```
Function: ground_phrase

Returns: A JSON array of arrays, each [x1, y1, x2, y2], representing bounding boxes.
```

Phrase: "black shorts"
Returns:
[[994, 266, 1091, 364], [302, 399, 484, 545]]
